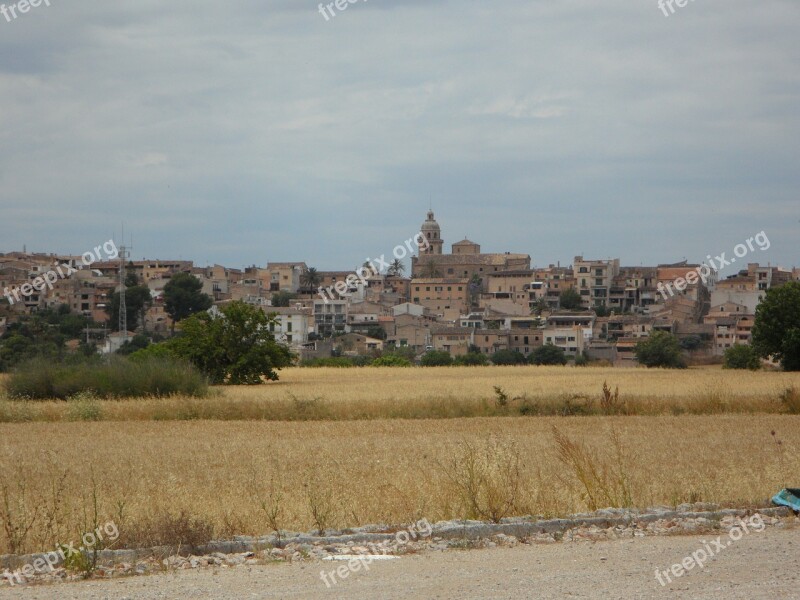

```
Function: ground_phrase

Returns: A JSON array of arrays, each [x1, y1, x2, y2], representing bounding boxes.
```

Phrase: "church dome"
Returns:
[[421, 210, 440, 233]]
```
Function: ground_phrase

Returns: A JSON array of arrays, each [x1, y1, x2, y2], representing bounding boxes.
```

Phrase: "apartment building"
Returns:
[[574, 256, 620, 309]]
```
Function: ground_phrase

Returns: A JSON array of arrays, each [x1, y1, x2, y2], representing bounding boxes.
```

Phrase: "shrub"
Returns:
[[6, 356, 208, 400], [453, 351, 489, 366], [371, 355, 412, 367], [573, 352, 589, 367], [490, 349, 527, 366], [723, 345, 761, 370], [300, 357, 355, 368], [420, 350, 453, 366], [530, 344, 567, 366]]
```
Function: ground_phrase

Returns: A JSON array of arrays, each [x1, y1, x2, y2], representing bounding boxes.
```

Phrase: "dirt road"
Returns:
[[2, 527, 798, 599]]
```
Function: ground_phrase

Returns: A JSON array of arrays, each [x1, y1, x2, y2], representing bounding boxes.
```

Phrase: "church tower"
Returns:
[[419, 210, 443, 255]]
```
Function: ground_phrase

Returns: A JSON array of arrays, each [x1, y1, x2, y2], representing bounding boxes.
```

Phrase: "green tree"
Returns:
[[634, 331, 687, 369], [752, 281, 800, 371], [490, 349, 528, 365], [108, 285, 152, 332], [271, 291, 297, 307], [679, 335, 703, 351], [559, 287, 583, 310], [529, 344, 567, 366], [365, 325, 387, 340], [117, 333, 150, 355], [420, 350, 453, 366], [723, 345, 761, 370], [168, 301, 293, 384], [163, 272, 213, 333]]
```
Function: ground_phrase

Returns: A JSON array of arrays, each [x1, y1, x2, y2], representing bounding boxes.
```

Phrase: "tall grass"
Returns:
[[6, 356, 208, 400]]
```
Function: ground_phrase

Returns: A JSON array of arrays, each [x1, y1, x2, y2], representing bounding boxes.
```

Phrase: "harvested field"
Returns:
[[0, 415, 797, 555]]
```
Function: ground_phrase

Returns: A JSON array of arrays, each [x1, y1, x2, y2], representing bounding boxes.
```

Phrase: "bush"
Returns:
[[300, 357, 355, 368], [420, 350, 453, 366], [723, 345, 761, 370], [634, 331, 687, 369], [529, 344, 567, 366], [573, 352, 589, 367], [490, 349, 528, 366], [6, 356, 208, 400], [453, 351, 489, 366], [371, 355, 412, 367]]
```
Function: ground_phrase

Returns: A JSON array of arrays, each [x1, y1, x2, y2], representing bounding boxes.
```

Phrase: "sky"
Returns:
[[1, 0, 798, 276]]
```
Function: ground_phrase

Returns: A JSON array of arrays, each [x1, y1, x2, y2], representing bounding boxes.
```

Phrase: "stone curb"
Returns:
[[1, 505, 791, 571]]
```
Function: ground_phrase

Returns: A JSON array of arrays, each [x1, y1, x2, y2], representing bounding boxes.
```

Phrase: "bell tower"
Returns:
[[419, 210, 443, 255]]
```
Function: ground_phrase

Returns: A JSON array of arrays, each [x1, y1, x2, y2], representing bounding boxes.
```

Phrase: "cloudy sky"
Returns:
[[1, 0, 798, 274]]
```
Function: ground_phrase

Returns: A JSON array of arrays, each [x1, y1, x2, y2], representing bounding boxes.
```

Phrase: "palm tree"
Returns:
[[387, 259, 405, 277], [300, 267, 321, 295]]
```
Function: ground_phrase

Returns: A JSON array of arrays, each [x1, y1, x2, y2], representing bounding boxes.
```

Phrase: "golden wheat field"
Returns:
[[1, 367, 799, 555], [2, 366, 800, 422]]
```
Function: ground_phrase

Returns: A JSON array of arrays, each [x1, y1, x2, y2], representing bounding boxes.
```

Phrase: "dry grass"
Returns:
[[0, 415, 797, 554], [2, 366, 800, 422]]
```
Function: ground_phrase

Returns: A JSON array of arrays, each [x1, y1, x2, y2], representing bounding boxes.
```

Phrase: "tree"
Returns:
[[271, 291, 297, 307], [163, 272, 213, 333], [420, 350, 453, 366], [387, 259, 405, 277], [723, 345, 761, 370], [117, 333, 150, 355], [634, 331, 687, 369], [108, 285, 152, 332], [300, 267, 321, 294], [530, 344, 567, 366], [490, 349, 528, 365], [531, 298, 549, 316], [559, 287, 583, 310], [679, 335, 703, 351], [168, 301, 293, 384], [365, 325, 387, 340], [420, 260, 442, 278], [752, 281, 800, 371]]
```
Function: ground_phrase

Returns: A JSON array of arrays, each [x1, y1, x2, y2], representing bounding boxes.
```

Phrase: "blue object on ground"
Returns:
[[771, 488, 800, 511]]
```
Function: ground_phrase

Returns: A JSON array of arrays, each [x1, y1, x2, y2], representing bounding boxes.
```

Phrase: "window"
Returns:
[[287, 322, 292, 332]]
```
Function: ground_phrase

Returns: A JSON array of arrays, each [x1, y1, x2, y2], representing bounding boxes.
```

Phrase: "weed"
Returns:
[[440, 436, 523, 523], [600, 382, 625, 415], [553, 426, 635, 510], [780, 386, 800, 414]]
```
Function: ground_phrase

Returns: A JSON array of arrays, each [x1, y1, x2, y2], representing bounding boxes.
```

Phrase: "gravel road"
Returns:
[[1, 527, 798, 599]]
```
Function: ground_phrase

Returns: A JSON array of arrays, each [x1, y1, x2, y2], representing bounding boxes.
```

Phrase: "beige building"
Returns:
[[410, 278, 469, 322], [574, 256, 621, 309]]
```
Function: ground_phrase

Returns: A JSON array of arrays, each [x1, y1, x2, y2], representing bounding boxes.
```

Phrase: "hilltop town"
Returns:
[[1, 211, 797, 365]]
